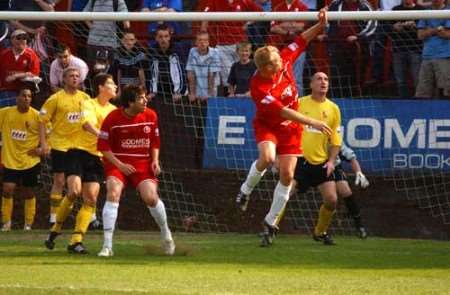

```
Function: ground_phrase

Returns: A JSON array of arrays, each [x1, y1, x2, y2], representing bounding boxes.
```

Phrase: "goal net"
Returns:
[[3, 8, 449, 237]]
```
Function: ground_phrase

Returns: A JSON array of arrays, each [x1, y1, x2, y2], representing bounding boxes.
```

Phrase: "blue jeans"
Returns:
[[293, 52, 306, 97], [392, 51, 421, 98]]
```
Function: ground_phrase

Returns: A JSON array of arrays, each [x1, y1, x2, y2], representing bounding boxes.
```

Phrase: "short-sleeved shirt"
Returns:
[[49, 55, 89, 89], [0, 48, 41, 91], [83, 0, 128, 48], [39, 89, 91, 152], [250, 36, 307, 130], [227, 61, 256, 95], [143, 0, 183, 34], [186, 47, 221, 97], [78, 98, 116, 156], [0, 106, 41, 170], [204, 0, 263, 45], [298, 95, 342, 165], [417, 5, 450, 59], [98, 108, 160, 164]]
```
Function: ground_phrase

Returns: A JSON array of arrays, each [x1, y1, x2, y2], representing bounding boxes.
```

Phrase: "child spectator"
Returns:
[[186, 32, 221, 102], [227, 41, 256, 97]]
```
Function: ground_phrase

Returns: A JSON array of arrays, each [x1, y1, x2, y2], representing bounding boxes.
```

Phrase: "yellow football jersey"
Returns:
[[77, 98, 116, 157], [39, 89, 91, 152], [298, 95, 342, 164], [0, 106, 40, 170]]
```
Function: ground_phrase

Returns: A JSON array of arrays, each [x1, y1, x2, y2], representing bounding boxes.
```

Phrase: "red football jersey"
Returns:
[[98, 108, 160, 164], [250, 36, 307, 130], [204, 0, 262, 45]]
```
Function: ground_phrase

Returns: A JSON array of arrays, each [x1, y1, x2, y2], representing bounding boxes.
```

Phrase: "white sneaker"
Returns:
[[162, 239, 175, 256], [23, 224, 32, 231], [1, 222, 11, 232], [98, 247, 114, 257]]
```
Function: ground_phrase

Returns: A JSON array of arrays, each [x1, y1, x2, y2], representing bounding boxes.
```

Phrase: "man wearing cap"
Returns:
[[0, 30, 40, 107]]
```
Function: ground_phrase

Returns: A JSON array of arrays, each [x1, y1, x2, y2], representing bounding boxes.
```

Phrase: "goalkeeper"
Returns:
[[333, 142, 369, 239]]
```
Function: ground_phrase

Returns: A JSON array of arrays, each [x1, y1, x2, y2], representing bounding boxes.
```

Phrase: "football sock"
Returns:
[[90, 207, 97, 222], [70, 203, 95, 245], [314, 204, 335, 236], [264, 181, 291, 226], [148, 200, 172, 241], [102, 201, 119, 249], [51, 197, 74, 233], [274, 205, 287, 227], [24, 197, 36, 226], [240, 160, 267, 195], [49, 193, 63, 223], [344, 195, 363, 228], [1, 196, 13, 224]]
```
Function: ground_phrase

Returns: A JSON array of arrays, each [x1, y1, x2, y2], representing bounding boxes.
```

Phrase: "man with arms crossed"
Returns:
[[97, 85, 175, 257]]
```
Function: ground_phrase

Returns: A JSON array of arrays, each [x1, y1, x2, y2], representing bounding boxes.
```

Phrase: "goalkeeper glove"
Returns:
[[355, 171, 369, 188]]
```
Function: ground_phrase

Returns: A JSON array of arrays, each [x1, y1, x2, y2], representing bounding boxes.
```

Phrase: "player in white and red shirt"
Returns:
[[236, 9, 332, 247], [97, 85, 175, 257]]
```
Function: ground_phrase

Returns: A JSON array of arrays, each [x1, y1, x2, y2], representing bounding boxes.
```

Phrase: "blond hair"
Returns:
[[254, 45, 280, 69], [237, 41, 252, 52]]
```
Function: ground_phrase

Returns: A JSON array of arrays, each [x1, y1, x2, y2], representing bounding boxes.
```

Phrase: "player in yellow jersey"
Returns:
[[39, 67, 91, 226], [0, 88, 43, 231], [44, 74, 117, 254], [294, 72, 342, 245]]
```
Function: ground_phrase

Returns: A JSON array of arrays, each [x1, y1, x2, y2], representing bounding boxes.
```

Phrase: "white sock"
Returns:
[[49, 213, 56, 223], [240, 160, 267, 195], [148, 200, 172, 241], [102, 201, 119, 249], [264, 181, 291, 226]]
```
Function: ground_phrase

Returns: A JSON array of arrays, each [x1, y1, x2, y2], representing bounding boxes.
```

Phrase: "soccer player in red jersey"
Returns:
[[97, 85, 175, 257], [236, 9, 332, 246]]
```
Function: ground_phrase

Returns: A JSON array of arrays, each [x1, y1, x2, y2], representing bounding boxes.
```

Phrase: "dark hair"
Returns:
[[55, 44, 71, 55], [93, 73, 114, 97], [155, 24, 172, 35], [18, 86, 33, 96], [120, 84, 146, 107]]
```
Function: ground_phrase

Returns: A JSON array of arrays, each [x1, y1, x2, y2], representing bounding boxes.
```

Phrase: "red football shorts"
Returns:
[[104, 159, 158, 188], [254, 122, 303, 155]]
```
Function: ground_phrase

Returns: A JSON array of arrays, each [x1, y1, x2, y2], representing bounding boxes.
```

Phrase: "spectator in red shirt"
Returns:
[[201, 0, 263, 91], [0, 29, 40, 107], [97, 84, 175, 257]]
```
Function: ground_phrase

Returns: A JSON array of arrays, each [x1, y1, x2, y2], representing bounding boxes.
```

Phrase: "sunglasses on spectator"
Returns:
[[14, 34, 28, 40]]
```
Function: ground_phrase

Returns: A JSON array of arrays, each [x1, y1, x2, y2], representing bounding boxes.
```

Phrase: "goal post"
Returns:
[[1, 10, 449, 236]]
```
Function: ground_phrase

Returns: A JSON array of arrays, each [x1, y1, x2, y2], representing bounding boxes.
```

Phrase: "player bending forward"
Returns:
[[97, 85, 175, 257]]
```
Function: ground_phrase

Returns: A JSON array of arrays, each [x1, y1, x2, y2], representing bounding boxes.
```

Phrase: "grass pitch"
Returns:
[[0, 231, 448, 295]]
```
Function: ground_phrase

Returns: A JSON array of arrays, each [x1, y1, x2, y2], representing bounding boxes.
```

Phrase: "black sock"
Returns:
[[344, 195, 363, 228]]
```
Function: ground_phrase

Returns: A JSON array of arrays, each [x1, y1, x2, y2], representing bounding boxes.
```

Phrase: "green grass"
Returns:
[[0, 231, 449, 295]]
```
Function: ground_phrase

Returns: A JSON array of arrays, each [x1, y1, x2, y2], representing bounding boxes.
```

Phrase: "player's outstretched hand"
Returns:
[[118, 162, 136, 176], [318, 7, 328, 27], [355, 171, 370, 188], [311, 120, 332, 136]]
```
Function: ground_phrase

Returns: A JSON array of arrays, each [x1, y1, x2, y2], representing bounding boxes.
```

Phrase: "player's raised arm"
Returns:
[[301, 8, 328, 43]]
